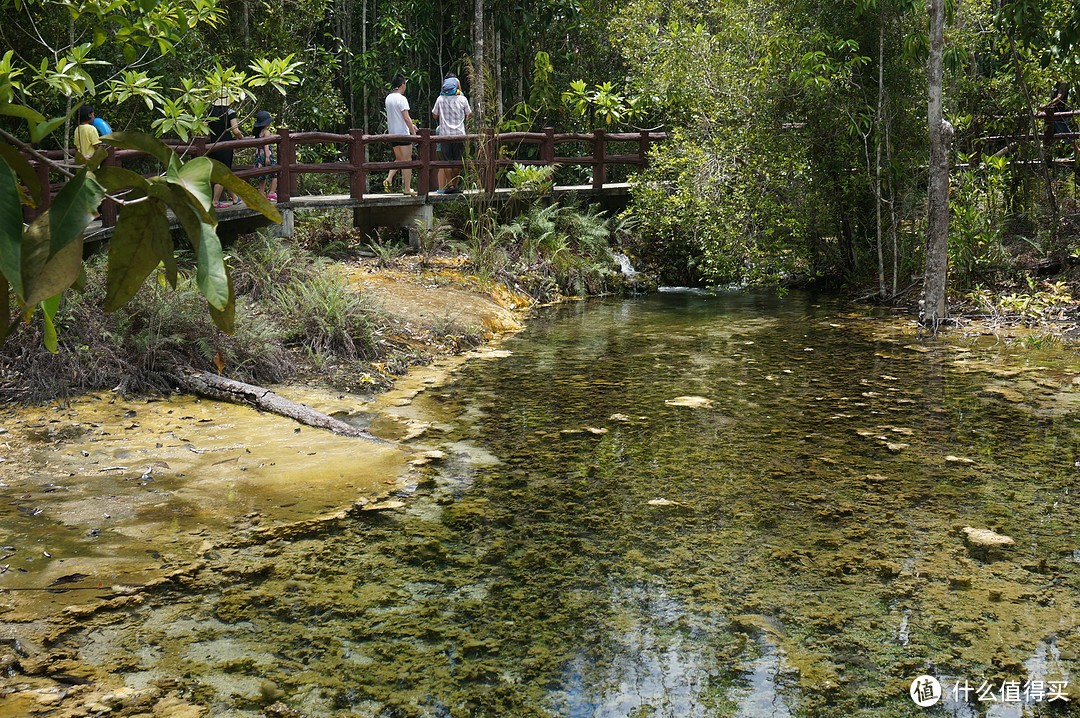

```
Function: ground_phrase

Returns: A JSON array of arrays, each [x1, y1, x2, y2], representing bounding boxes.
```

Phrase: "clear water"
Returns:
[[64, 290, 1080, 717]]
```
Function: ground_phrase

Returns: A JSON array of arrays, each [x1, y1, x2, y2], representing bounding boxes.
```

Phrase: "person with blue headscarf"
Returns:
[[431, 75, 471, 193]]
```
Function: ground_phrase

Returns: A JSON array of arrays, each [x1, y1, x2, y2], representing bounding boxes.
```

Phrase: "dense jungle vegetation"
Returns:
[[1, 0, 1080, 379]]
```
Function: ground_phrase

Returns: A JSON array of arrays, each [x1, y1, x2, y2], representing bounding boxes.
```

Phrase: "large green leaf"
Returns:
[[93, 165, 149, 194], [0, 143, 42, 205], [0, 157, 23, 299], [40, 292, 62, 353], [102, 131, 175, 167], [30, 116, 67, 145], [23, 233, 83, 308], [103, 199, 170, 311], [207, 269, 235, 334], [172, 156, 214, 211], [0, 101, 46, 125], [207, 158, 282, 222], [193, 218, 230, 310], [18, 212, 50, 304], [49, 169, 103, 259]]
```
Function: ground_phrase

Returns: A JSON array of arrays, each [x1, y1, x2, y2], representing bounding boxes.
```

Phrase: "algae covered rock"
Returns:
[[961, 526, 1014, 560]]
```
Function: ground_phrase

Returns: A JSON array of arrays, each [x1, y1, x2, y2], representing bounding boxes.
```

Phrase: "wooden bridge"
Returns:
[[26, 127, 666, 240]]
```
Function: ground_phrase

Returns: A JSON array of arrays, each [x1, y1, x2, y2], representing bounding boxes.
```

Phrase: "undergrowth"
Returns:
[[0, 233, 387, 403]]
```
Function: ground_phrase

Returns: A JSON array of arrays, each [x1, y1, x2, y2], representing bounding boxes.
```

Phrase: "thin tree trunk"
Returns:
[[886, 103, 899, 296], [922, 0, 951, 331], [495, 29, 503, 120], [242, 0, 250, 48], [875, 18, 885, 297], [1008, 35, 1058, 222], [362, 0, 369, 135], [473, 0, 484, 125]]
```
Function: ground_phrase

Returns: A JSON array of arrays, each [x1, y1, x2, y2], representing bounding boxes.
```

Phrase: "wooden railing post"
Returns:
[[349, 129, 366, 199], [99, 145, 120, 227], [592, 128, 607, 189], [192, 136, 207, 158], [638, 129, 651, 169], [277, 127, 295, 202], [542, 127, 555, 165], [483, 127, 497, 195], [418, 128, 433, 196]]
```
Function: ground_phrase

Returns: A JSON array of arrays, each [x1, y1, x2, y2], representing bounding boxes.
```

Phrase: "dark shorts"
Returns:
[[438, 141, 464, 162], [206, 149, 234, 168], [392, 141, 412, 148]]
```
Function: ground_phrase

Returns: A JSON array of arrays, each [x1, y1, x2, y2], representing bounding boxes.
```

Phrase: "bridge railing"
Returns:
[[22, 127, 666, 226]]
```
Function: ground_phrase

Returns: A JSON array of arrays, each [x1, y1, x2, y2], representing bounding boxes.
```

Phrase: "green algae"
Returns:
[[27, 290, 1080, 717]]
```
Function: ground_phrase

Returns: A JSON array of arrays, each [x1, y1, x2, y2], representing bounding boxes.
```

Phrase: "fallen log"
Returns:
[[169, 369, 386, 442]]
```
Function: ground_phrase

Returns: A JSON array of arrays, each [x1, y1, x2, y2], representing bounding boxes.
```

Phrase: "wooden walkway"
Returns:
[[27, 127, 665, 238]]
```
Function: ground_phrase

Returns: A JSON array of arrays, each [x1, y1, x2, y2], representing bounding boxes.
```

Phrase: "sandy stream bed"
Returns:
[[0, 260, 529, 717]]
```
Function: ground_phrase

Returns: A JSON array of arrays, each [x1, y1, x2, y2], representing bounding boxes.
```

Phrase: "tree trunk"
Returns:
[[362, 0, 369, 135], [495, 28, 503, 120], [473, 0, 484, 125], [875, 18, 886, 297], [922, 0, 951, 332], [169, 370, 386, 443], [1008, 36, 1058, 223]]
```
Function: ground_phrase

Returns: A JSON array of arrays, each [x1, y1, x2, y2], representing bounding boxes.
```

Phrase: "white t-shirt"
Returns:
[[385, 92, 411, 135]]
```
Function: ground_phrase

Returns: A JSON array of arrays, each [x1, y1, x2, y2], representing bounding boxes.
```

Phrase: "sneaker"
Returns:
[[267, 193, 277, 200], [445, 186, 461, 194]]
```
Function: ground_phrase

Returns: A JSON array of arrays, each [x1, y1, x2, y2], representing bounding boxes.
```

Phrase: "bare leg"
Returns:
[[393, 144, 413, 193]]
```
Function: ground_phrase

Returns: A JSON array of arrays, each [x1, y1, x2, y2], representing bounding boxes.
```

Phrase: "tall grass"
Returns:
[[2, 233, 384, 403]]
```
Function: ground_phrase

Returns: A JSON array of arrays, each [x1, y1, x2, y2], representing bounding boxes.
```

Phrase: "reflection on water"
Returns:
[[51, 290, 1080, 716]]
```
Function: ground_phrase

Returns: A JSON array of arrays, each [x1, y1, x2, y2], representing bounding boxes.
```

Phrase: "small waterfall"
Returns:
[[610, 251, 656, 294], [612, 252, 637, 276]]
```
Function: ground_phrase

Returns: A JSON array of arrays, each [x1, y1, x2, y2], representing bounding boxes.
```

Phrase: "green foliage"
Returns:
[[507, 163, 558, 197], [491, 202, 618, 300], [0, 94, 280, 352]]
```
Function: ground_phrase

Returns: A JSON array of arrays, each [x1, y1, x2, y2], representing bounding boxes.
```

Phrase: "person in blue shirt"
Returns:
[[91, 114, 112, 137]]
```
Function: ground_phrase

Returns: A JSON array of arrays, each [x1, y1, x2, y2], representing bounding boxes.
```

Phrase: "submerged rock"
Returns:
[[962, 526, 1014, 560], [665, 396, 714, 409]]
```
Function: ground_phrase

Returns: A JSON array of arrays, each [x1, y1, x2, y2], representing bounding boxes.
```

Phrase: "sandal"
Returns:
[[267, 193, 277, 201], [214, 202, 230, 209], [382, 179, 391, 193]]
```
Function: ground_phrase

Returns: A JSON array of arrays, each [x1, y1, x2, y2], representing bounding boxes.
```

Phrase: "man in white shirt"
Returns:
[[384, 74, 419, 195]]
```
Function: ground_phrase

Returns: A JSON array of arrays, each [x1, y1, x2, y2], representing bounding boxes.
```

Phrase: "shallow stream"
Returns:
[[18, 290, 1080, 717]]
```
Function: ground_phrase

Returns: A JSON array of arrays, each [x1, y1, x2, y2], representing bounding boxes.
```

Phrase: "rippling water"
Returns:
[[68, 290, 1080, 717]]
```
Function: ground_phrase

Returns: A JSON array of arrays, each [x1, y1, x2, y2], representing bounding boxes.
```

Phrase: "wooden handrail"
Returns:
[[22, 127, 670, 223]]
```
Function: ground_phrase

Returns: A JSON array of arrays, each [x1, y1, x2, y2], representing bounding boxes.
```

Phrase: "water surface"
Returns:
[[64, 290, 1080, 717]]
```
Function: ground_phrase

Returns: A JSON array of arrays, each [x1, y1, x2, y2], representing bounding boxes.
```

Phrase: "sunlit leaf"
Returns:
[[40, 292, 62, 353], [193, 217, 230, 310], [208, 158, 281, 222], [173, 155, 214, 210], [207, 269, 235, 333]]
